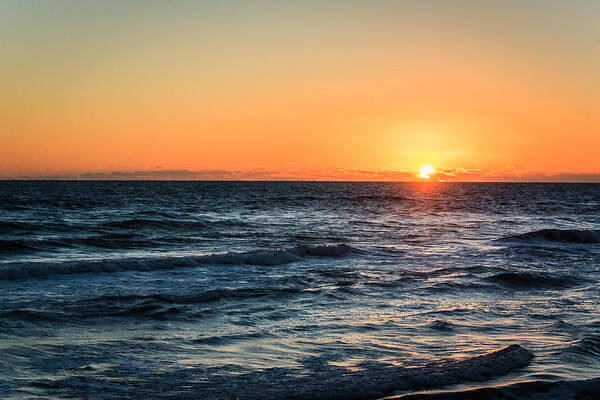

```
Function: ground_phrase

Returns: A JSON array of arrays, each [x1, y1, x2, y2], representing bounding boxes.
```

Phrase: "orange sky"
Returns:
[[2, 1, 599, 181]]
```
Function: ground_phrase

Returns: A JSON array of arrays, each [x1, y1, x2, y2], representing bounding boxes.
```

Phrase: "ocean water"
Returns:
[[1, 181, 599, 399]]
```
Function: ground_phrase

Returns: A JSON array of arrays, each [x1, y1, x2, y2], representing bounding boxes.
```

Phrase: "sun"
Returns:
[[419, 165, 435, 179]]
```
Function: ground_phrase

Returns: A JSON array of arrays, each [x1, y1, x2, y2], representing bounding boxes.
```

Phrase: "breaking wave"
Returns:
[[0, 243, 356, 280], [28, 344, 534, 400], [504, 229, 600, 244]]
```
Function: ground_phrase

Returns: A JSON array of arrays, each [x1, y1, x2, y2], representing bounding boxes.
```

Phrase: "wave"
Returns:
[[422, 281, 490, 293], [561, 335, 600, 365], [504, 229, 600, 244], [486, 272, 581, 289], [0, 238, 43, 254], [101, 217, 249, 230], [283, 344, 533, 400], [246, 194, 408, 202], [0, 243, 356, 280], [0, 218, 252, 254], [397, 377, 600, 400], [26, 344, 533, 399], [191, 332, 272, 345], [0, 287, 307, 326], [0, 229, 357, 255], [427, 319, 457, 332], [0, 220, 99, 235], [95, 287, 305, 306], [322, 345, 532, 399], [102, 218, 210, 230], [0, 234, 161, 254]]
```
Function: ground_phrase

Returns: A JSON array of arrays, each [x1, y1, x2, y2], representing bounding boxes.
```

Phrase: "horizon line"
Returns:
[[3, 168, 600, 183], [3, 179, 600, 183]]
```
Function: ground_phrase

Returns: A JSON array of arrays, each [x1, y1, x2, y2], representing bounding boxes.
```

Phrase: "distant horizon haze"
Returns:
[[3, 169, 600, 183]]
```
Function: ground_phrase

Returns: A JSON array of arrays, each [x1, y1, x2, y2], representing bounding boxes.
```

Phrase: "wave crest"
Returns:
[[0, 243, 357, 280], [26, 344, 533, 399], [486, 272, 580, 290], [561, 335, 600, 365], [504, 229, 600, 244]]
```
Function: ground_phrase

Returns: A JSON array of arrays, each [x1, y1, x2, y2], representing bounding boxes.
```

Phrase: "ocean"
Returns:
[[1, 181, 599, 399]]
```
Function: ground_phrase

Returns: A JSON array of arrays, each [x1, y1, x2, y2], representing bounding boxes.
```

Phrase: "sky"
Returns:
[[2, 0, 600, 181]]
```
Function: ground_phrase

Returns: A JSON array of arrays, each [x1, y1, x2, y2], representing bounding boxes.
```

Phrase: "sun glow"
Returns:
[[419, 165, 435, 179]]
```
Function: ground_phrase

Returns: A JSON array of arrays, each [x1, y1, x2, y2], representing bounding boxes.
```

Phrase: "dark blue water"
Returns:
[[1, 181, 599, 399]]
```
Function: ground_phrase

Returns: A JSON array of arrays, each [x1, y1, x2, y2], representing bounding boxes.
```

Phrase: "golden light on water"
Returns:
[[419, 165, 435, 179]]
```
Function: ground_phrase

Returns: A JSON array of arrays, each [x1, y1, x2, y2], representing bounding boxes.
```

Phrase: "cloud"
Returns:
[[507, 172, 600, 183], [78, 169, 286, 180], [3, 169, 600, 182], [8, 174, 80, 180], [437, 170, 600, 182]]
